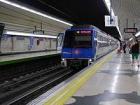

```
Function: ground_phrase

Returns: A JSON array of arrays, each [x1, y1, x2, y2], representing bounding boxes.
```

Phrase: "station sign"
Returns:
[[105, 15, 118, 27], [124, 28, 138, 33]]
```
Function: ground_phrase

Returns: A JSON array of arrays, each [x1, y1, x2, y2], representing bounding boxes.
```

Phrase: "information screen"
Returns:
[[124, 28, 137, 33], [63, 30, 92, 48], [74, 30, 92, 41]]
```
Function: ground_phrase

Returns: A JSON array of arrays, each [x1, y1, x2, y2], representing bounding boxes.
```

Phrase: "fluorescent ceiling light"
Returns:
[[0, 0, 73, 26], [104, 0, 115, 16], [4, 31, 57, 39], [129, 38, 133, 41], [135, 31, 140, 37]]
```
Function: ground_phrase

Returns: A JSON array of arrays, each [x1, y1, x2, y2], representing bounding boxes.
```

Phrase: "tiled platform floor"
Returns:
[[66, 54, 140, 105]]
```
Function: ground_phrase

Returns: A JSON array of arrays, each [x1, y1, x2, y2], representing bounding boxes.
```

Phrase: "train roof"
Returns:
[[66, 25, 117, 41], [71, 25, 95, 29], [70, 25, 104, 32]]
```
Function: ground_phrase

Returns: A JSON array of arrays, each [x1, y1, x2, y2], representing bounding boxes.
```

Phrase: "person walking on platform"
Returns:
[[131, 40, 139, 67], [123, 42, 126, 53]]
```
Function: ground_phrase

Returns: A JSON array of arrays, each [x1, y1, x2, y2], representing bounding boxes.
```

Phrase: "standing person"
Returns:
[[123, 42, 126, 53], [131, 40, 139, 67]]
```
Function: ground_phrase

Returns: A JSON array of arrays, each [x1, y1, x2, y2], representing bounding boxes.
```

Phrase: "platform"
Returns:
[[31, 52, 140, 105], [65, 53, 140, 105], [0, 51, 60, 65]]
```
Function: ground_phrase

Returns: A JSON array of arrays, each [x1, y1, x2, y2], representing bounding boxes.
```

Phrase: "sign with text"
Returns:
[[105, 15, 118, 27], [124, 28, 137, 33]]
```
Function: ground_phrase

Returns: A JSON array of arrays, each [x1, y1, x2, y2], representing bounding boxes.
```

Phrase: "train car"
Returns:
[[61, 25, 117, 68]]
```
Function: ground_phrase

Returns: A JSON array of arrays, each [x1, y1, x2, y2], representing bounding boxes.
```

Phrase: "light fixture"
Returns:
[[135, 31, 140, 37], [129, 38, 133, 41], [0, 0, 73, 26], [104, 0, 115, 16], [4, 31, 57, 39]]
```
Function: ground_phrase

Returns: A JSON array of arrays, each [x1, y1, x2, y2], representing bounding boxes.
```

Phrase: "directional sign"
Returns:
[[124, 28, 137, 33], [105, 15, 118, 27]]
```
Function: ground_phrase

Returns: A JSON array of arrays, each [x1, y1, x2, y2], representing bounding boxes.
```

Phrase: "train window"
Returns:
[[75, 36, 91, 41], [63, 31, 92, 48], [74, 35, 92, 48]]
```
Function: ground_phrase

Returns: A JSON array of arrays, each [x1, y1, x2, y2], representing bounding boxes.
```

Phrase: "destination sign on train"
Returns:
[[76, 30, 92, 34]]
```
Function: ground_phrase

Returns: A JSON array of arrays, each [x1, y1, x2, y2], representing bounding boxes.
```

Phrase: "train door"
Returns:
[[57, 33, 64, 51]]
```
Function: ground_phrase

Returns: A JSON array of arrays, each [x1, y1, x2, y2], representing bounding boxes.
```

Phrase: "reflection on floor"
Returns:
[[65, 54, 140, 105]]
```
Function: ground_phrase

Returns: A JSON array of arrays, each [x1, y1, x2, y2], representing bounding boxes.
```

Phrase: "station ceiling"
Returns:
[[13, 0, 121, 40], [111, 0, 140, 40]]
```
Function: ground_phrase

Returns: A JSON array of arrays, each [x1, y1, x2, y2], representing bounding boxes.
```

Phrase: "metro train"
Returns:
[[61, 25, 118, 68]]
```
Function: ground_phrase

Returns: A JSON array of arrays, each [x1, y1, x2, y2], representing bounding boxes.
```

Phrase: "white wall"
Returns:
[[1, 35, 12, 52], [45, 39, 51, 49], [13, 36, 29, 52], [50, 39, 57, 50], [1, 35, 57, 53], [0, 2, 70, 53]]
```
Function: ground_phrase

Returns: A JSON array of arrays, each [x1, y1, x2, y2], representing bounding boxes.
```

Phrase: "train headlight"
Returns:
[[62, 59, 65, 61], [89, 59, 92, 62]]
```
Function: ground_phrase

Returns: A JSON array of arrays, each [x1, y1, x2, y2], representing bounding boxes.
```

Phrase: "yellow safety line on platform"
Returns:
[[44, 52, 114, 105]]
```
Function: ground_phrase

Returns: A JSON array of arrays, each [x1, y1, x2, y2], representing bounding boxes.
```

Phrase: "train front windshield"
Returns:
[[63, 30, 92, 48]]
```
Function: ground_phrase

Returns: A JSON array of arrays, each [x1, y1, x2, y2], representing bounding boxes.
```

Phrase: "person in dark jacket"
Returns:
[[123, 42, 126, 53], [131, 40, 139, 66]]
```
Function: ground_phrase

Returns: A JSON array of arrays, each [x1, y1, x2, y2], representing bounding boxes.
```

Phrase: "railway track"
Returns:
[[0, 51, 113, 105], [0, 54, 61, 84], [0, 65, 73, 105]]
